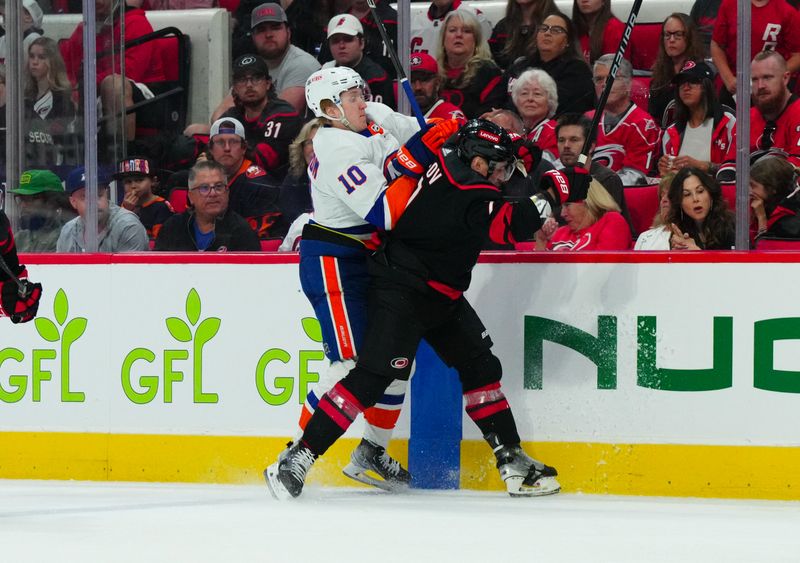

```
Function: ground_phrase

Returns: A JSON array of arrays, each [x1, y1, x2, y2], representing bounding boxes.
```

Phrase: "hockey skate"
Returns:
[[342, 439, 412, 492], [486, 434, 560, 497], [264, 442, 317, 500]]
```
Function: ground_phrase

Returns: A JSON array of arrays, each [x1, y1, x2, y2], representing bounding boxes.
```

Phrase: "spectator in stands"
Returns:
[[489, 0, 557, 70], [9, 169, 76, 252], [649, 13, 705, 127], [666, 166, 735, 250], [711, 0, 800, 108], [114, 156, 174, 241], [24, 37, 77, 168], [61, 0, 167, 148], [155, 160, 261, 251], [0, 0, 44, 66], [690, 0, 722, 50], [248, 3, 320, 114], [749, 154, 800, 243], [657, 60, 736, 184], [633, 174, 674, 250], [437, 9, 506, 119], [588, 54, 660, 185], [319, 0, 398, 79], [554, 112, 635, 235], [57, 166, 150, 252], [218, 54, 302, 180], [144, 0, 214, 8], [505, 12, 595, 116], [510, 68, 559, 163], [572, 0, 627, 65], [0, 66, 6, 169], [750, 51, 800, 155], [207, 117, 286, 239], [536, 167, 632, 250], [410, 53, 466, 122], [410, 0, 493, 58], [279, 118, 321, 233], [322, 14, 395, 108]]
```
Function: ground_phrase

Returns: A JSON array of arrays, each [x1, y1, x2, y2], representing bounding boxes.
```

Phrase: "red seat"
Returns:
[[623, 185, 659, 236], [260, 238, 282, 251], [629, 22, 663, 73], [721, 184, 737, 210], [169, 188, 188, 214], [756, 238, 800, 250], [630, 76, 651, 111]]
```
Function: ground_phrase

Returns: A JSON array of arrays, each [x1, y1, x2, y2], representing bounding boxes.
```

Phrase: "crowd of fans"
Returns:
[[3, 0, 800, 252]]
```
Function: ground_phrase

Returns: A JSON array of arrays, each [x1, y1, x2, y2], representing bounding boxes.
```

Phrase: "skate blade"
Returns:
[[342, 463, 409, 493], [263, 464, 294, 501], [508, 476, 561, 497]]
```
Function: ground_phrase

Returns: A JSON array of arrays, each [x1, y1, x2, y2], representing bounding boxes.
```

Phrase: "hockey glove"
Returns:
[[510, 134, 542, 176], [0, 273, 43, 324], [387, 118, 461, 180]]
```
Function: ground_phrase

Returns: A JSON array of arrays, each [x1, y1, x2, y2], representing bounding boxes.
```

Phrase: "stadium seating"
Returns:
[[755, 238, 800, 250], [260, 239, 282, 251], [169, 188, 189, 214]]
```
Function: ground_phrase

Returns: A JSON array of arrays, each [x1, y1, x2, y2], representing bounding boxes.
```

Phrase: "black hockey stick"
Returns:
[[578, 0, 644, 166], [366, 0, 427, 128]]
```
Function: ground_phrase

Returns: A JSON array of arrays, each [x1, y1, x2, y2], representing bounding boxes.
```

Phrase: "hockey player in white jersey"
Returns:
[[270, 66, 459, 491]]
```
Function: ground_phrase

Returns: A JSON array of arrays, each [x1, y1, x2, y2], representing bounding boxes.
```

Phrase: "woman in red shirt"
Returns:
[[536, 167, 632, 250], [572, 0, 627, 65]]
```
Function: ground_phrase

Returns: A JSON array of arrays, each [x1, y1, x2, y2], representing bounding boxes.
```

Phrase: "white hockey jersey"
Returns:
[[308, 102, 421, 235]]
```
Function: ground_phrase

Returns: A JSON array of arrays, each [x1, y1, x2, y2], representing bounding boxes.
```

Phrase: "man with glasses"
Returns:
[[154, 161, 260, 251], [218, 54, 302, 181], [587, 54, 659, 186], [750, 50, 800, 159], [57, 166, 149, 252], [206, 117, 286, 239]]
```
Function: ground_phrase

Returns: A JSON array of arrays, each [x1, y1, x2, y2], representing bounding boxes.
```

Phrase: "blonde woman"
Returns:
[[437, 9, 507, 119], [537, 167, 632, 250], [634, 174, 673, 250]]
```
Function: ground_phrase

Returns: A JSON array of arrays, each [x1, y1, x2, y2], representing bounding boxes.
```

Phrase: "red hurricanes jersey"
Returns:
[[587, 104, 660, 175], [527, 119, 559, 162], [548, 211, 632, 251], [750, 96, 800, 155]]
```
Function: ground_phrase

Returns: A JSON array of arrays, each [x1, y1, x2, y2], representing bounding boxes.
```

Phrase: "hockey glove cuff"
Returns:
[[388, 118, 460, 179], [0, 269, 43, 324]]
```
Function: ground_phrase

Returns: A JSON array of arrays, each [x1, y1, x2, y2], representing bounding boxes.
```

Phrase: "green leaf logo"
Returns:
[[35, 317, 60, 342], [186, 288, 201, 326], [166, 317, 192, 342], [54, 289, 68, 325], [34, 289, 87, 344], [301, 317, 323, 342]]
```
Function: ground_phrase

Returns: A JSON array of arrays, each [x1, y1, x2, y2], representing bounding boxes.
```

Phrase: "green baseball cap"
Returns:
[[9, 170, 64, 195]]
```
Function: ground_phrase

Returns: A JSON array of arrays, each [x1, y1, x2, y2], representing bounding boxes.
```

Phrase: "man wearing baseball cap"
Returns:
[[57, 166, 149, 252], [207, 117, 287, 239], [217, 54, 302, 182], [8, 170, 75, 252], [410, 53, 465, 122], [322, 14, 395, 109], [115, 157, 175, 240]]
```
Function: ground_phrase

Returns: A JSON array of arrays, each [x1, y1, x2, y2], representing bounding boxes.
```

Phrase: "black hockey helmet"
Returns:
[[456, 119, 516, 180]]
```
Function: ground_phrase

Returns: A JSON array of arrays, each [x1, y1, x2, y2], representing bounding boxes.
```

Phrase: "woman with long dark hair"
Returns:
[[667, 166, 735, 250], [648, 13, 705, 126], [572, 0, 626, 65], [505, 11, 595, 116], [489, 0, 557, 69], [749, 154, 800, 244], [657, 60, 735, 182]]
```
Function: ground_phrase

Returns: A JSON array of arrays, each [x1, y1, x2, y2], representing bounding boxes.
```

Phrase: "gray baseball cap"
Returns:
[[251, 3, 288, 29]]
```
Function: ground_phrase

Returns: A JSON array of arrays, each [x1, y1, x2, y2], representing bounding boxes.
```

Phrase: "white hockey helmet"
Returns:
[[305, 67, 366, 119]]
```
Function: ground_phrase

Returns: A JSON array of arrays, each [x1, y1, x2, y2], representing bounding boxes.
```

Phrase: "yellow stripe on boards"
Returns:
[[0, 432, 406, 488], [3, 432, 799, 500], [460, 441, 800, 500]]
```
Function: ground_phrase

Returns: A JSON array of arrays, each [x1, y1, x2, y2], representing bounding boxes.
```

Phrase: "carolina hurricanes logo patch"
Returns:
[[245, 165, 266, 178], [239, 55, 256, 66], [390, 357, 410, 369], [411, 54, 423, 66], [336, 16, 346, 27], [681, 60, 697, 72]]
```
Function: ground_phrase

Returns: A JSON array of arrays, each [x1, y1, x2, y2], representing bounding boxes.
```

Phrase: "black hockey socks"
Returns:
[[464, 382, 521, 446]]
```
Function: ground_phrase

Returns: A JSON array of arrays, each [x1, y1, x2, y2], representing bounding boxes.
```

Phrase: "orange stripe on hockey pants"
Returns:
[[321, 256, 355, 359], [364, 407, 402, 430]]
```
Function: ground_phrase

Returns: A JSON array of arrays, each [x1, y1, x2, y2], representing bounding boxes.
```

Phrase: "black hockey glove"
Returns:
[[0, 274, 43, 324]]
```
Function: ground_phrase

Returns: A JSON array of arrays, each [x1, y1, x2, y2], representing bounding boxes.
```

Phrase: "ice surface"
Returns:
[[2, 480, 799, 563]]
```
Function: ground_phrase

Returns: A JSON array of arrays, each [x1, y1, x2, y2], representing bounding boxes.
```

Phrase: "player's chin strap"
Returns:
[[328, 105, 360, 133]]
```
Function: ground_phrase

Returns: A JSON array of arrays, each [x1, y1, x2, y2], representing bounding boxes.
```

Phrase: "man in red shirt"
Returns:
[[409, 53, 466, 123], [711, 0, 800, 105], [750, 50, 800, 158], [61, 0, 167, 142]]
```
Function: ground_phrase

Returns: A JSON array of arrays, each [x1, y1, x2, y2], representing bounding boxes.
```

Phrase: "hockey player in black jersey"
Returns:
[[265, 119, 561, 499]]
